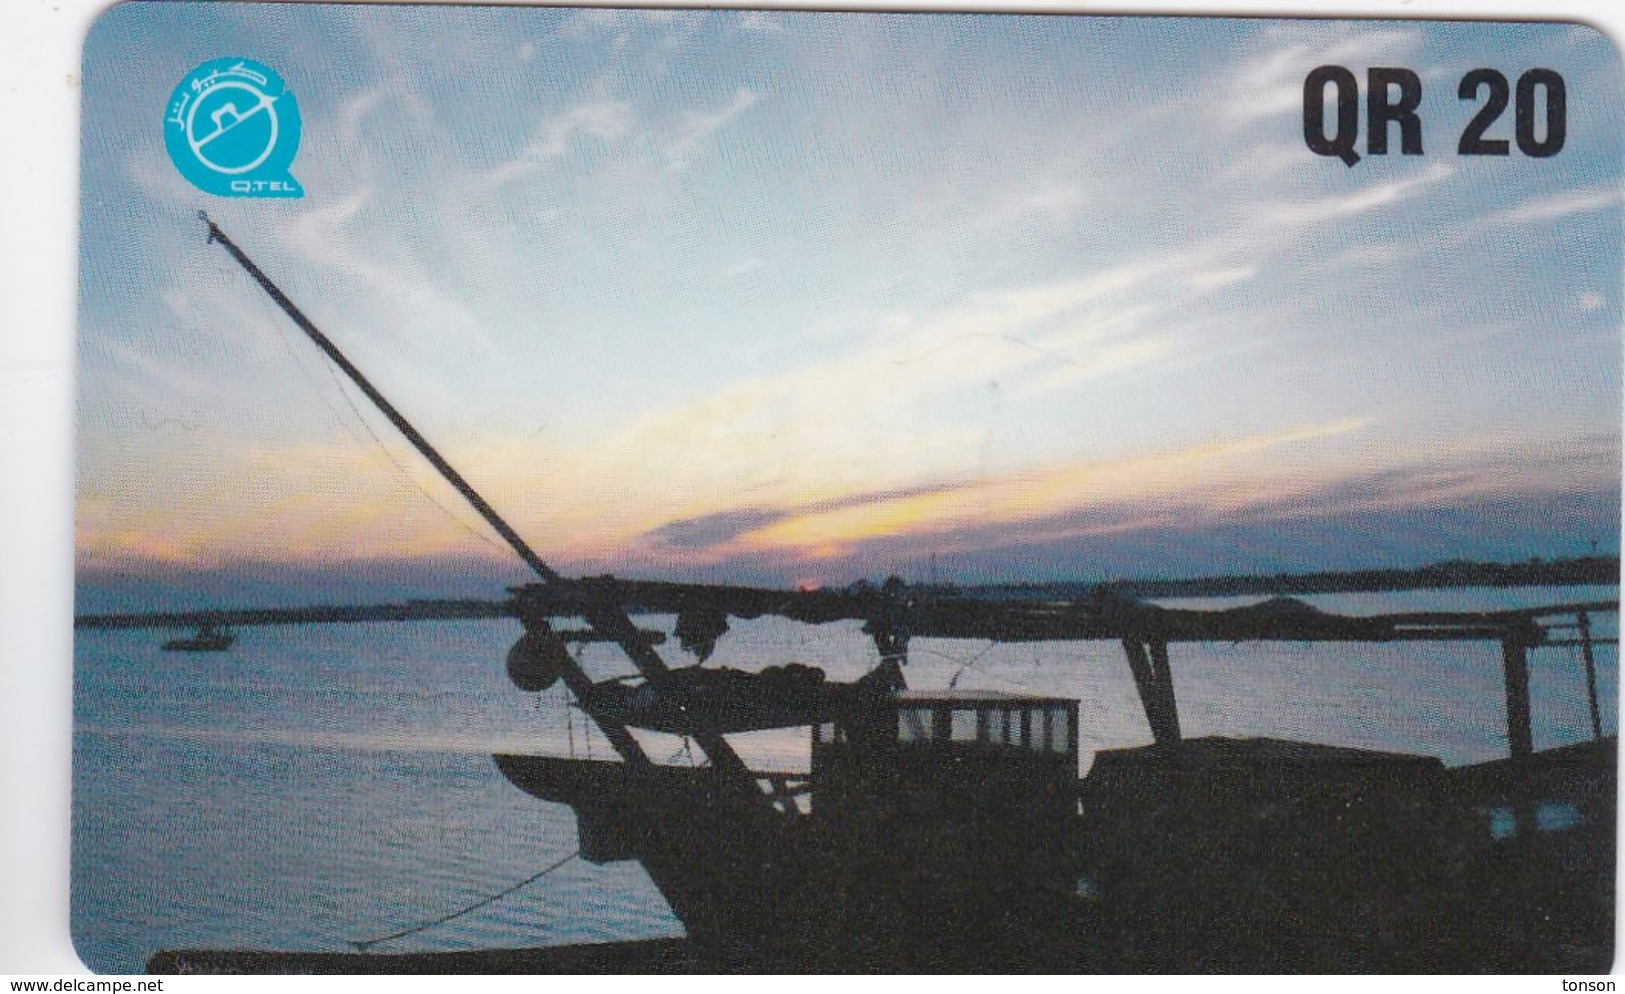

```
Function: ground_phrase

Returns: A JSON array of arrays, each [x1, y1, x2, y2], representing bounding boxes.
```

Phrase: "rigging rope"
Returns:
[[946, 640, 1000, 689], [259, 301, 513, 562], [349, 850, 581, 952], [323, 366, 515, 561]]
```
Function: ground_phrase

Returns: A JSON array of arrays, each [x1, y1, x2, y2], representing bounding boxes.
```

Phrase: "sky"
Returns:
[[75, 5, 1623, 607]]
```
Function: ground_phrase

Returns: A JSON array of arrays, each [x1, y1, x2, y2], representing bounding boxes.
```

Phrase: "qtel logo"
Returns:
[[165, 58, 303, 198]]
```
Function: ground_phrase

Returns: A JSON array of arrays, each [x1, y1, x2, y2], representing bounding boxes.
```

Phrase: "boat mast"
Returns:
[[201, 214, 559, 584], [200, 215, 766, 795]]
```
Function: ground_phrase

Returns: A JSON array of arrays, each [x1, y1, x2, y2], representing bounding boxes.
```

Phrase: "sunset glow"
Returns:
[[75, 8, 1621, 605]]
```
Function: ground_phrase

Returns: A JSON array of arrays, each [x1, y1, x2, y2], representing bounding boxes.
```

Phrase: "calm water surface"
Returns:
[[71, 585, 1618, 972]]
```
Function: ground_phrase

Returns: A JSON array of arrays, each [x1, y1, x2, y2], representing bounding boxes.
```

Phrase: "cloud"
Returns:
[[481, 96, 634, 189], [1219, 142, 1309, 184], [633, 418, 1376, 564], [1188, 266, 1256, 291], [645, 507, 790, 551], [269, 189, 506, 403], [561, 8, 695, 46], [74, 431, 523, 571], [664, 88, 759, 170], [644, 479, 982, 552], [546, 266, 1171, 501], [1220, 27, 1421, 129], [1487, 187, 1623, 226], [624, 424, 1619, 583], [970, 180, 1091, 231], [410, 265, 1185, 563], [1259, 163, 1454, 227], [736, 11, 787, 34], [1012, 334, 1176, 401], [82, 434, 1621, 591], [1321, 241, 1423, 270]]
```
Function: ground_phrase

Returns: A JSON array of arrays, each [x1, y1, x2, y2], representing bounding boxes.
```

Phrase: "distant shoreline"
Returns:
[[1002, 555, 1621, 601], [75, 556, 1619, 629]]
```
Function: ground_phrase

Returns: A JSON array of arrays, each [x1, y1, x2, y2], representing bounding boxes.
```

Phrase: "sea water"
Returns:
[[71, 585, 1618, 972]]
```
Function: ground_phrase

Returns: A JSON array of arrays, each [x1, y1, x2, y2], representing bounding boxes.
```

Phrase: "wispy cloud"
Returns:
[[548, 266, 1173, 496], [645, 479, 980, 552], [1220, 27, 1421, 129], [1487, 187, 1623, 226], [275, 189, 506, 390], [624, 423, 1618, 581], [632, 418, 1374, 563], [1188, 266, 1256, 291], [736, 11, 787, 34], [482, 97, 633, 189], [665, 87, 759, 170], [1259, 163, 1455, 227]]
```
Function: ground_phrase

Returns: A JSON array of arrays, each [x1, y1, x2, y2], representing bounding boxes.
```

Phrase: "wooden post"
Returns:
[[1147, 639, 1182, 742], [1122, 638, 1180, 745], [1501, 631, 1541, 836], [1577, 610, 1603, 741], [1501, 636, 1533, 759]]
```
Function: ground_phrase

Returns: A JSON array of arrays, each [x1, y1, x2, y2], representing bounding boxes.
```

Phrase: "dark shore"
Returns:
[[75, 555, 1619, 632]]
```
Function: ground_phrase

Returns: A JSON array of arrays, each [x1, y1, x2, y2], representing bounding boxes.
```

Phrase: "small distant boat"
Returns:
[[162, 625, 234, 652]]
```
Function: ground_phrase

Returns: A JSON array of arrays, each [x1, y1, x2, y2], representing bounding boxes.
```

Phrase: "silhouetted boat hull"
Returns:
[[496, 691, 1090, 971], [493, 733, 1614, 973], [1079, 735, 1615, 972]]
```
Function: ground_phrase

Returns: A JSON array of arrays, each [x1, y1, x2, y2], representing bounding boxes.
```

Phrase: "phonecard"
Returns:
[[73, 3, 1621, 974]]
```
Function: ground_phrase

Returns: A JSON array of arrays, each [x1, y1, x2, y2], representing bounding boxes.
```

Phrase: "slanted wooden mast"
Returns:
[[200, 213, 775, 802]]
